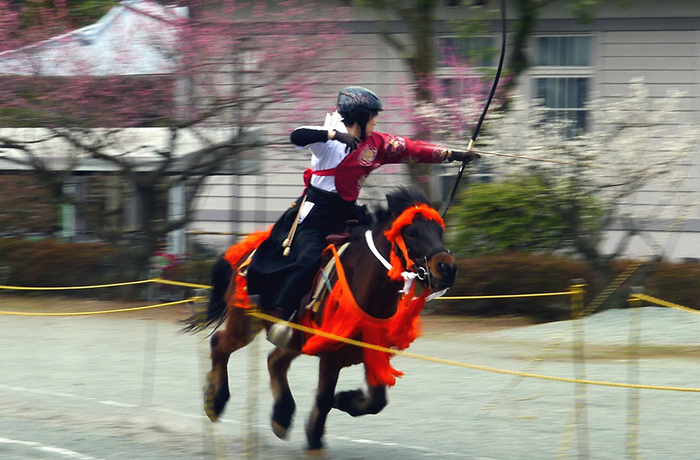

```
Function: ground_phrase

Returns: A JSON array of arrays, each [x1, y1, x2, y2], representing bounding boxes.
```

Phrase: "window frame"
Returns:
[[433, 34, 501, 194], [526, 34, 596, 136]]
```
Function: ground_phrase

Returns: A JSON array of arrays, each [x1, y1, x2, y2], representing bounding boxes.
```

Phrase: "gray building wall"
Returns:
[[188, 1, 700, 260], [521, 4, 700, 260]]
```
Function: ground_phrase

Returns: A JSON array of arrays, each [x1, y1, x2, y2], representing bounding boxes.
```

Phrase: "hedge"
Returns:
[[432, 253, 700, 322], [1, 239, 698, 320]]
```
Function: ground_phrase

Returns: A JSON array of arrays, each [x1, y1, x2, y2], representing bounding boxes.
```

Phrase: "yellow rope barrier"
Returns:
[[151, 278, 211, 290], [632, 293, 700, 316], [3, 276, 698, 392], [442, 291, 572, 300], [0, 279, 156, 290], [0, 278, 211, 292], [247, 310, 700, 393], [0, 297, 204, 316]]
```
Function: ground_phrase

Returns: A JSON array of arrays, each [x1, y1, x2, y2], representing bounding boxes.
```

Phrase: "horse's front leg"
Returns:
[[306, 355, 342, 453], [267, 347, 299, 439], [204, 308, 258, 421], [333, 385, 387, 416]]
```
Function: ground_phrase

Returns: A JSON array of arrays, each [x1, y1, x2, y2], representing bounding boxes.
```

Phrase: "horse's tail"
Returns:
[[182, 254, 232, 333], [182, 228, 272, 334]]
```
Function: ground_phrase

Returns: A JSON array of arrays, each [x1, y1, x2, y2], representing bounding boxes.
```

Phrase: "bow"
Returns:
[[440, 0, 507, 218]]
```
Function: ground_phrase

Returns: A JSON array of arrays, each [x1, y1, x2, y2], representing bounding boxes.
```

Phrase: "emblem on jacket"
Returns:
[[358, 145, 377, 166], [385, 135, 406, 157], [433, 146, 449, 162]]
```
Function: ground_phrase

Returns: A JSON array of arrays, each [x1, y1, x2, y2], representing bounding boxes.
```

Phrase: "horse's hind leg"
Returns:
[[333, 385, 387, 417], [267, 348, 299, 439], [204, 307, 259, 421]]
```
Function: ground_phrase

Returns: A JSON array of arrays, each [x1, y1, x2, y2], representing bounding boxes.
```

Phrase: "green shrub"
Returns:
[[446, 176, 602, 257], [434, 252, 596, 321], [645, 261, 700, 310]]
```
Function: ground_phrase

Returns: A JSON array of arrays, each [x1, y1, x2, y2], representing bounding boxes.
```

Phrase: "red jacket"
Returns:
[[311, 131, 448, 202]]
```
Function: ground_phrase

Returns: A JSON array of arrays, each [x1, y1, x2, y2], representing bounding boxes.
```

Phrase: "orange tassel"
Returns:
[[384, 205, 444, 280], [224, 228, 272, 267], [301, 244, 428, 387], [223, 228, 272, 309]]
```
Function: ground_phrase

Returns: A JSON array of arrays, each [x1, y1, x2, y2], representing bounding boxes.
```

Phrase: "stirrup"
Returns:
[[267, 322, 294, 349]]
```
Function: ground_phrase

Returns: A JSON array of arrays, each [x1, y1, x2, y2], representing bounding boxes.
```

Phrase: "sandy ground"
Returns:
[[1, 295, 699, 459]]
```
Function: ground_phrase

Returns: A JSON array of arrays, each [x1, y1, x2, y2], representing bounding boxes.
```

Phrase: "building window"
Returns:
[[438, 36, 497, 68], [535, 36, 591, 67], [530, 35, 593, 136], [533, 77, 590, 133], [434, 35, 499, 194]]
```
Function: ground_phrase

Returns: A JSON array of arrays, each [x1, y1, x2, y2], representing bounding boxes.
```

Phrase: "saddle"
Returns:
[[236, 228, 353, 314]]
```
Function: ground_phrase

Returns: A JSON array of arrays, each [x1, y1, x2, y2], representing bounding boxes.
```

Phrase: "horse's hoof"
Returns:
[[271, 420, 289, 440], [203, 373, 219, 421], [306, 448, 326, 458], [204, 389, 218, 421]]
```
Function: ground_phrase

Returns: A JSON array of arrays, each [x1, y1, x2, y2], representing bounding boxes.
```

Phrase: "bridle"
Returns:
[[364, 228, 449, 301], [364, 204, 450, 298]]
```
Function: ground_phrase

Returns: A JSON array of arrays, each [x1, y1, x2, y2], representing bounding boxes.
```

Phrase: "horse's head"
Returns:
[[384, 188, 457, 291]]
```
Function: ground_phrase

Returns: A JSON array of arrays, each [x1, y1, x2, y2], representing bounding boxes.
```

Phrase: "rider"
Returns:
[[246, 86, 478, 348]]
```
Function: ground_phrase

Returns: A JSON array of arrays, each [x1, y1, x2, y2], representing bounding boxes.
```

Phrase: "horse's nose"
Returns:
[[430, 252, 457, 289]]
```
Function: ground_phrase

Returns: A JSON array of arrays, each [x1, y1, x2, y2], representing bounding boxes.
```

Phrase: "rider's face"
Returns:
[[365, 113, 378, 136]]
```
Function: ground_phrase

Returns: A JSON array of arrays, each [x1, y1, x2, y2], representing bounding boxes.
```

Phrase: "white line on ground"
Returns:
[[0, 436, 104, 460], [0, 383, 468, 458]]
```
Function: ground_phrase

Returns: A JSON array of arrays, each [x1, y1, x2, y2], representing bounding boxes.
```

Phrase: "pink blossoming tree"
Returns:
[[0, 0, 342, 279]]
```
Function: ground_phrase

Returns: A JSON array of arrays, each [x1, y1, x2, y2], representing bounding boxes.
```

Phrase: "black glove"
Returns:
[[447, 149, 481, 163], [333, 130, 361, 153]]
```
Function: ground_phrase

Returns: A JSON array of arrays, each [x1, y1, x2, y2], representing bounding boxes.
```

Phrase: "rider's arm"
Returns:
[[370, 132, 450, 164], [290, 128, 332, 147]]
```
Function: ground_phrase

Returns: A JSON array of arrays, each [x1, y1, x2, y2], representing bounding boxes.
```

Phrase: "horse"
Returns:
[[184, 187, 457, 454]]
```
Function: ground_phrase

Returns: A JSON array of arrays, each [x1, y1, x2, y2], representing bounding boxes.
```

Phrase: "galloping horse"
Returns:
[[185, 187, 457, 453]]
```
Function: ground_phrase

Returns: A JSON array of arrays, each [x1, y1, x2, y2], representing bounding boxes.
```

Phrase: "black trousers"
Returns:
[[246, 187, 367, 318]]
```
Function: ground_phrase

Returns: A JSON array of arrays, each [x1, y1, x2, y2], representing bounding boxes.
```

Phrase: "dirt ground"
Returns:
[[2, 294, 700, 459]]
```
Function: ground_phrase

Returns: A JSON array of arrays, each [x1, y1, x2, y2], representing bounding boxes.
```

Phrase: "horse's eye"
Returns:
[[404, 227, 418, 238]]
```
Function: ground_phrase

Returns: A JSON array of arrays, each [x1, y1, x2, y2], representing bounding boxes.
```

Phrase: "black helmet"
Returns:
[[337, 86, 382, 139], [337, 86, 383, 115]]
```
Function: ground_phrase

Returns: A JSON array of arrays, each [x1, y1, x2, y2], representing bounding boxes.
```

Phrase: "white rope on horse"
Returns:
[[363, 230, 447, 301]]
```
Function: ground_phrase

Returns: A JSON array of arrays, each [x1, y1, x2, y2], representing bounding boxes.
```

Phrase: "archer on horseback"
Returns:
[[246, 86, 479, 348]]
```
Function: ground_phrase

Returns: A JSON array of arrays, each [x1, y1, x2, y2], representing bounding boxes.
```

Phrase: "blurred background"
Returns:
[[1, 0, 699, 316]]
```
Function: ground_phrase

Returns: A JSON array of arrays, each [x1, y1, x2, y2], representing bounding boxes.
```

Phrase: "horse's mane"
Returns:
[[350, 187, 433, 241]]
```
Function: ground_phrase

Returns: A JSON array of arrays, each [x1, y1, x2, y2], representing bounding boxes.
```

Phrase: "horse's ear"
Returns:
[[385, 192, 402, 217], [386, 187, 431, 217]]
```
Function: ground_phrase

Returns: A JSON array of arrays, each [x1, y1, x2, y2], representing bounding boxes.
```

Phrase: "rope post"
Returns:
[[244, 314, 261, 460], [569, 279, 589, 459], [569, 279, 586, 320], [194, 299, 226, 460], [627, 286, 644, 310], [626, 287, 644, 460]]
